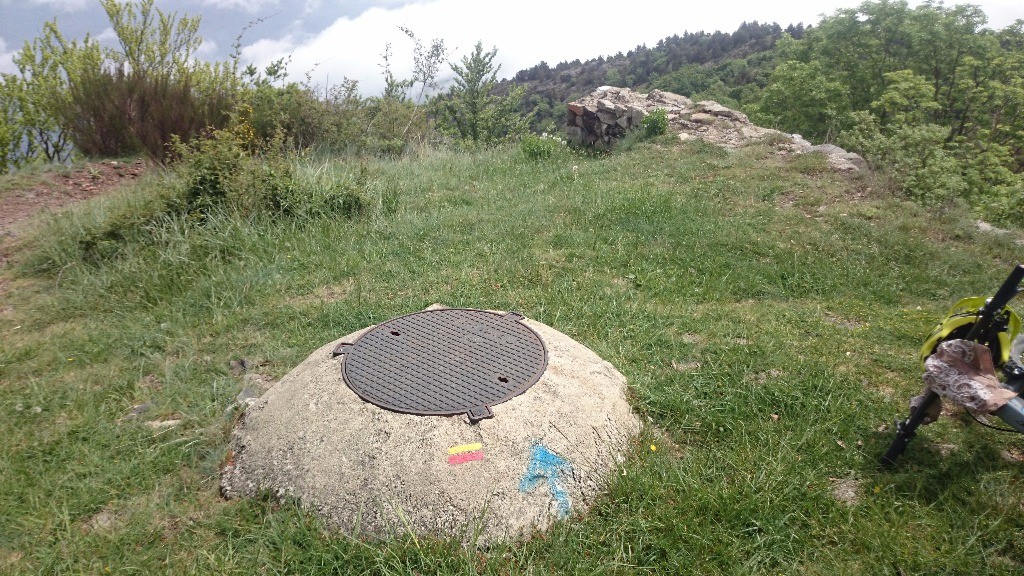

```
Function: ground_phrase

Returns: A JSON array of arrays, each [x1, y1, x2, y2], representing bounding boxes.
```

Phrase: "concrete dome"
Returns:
[[221, 306, 641, 544]]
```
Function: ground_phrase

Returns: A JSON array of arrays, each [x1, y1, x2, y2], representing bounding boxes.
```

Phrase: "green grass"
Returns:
[[0, 162, 71, 199], [2, 140, 1024, 574]]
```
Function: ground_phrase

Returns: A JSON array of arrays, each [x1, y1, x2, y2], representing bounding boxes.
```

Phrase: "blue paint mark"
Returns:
[[518, 444, 572, 518]]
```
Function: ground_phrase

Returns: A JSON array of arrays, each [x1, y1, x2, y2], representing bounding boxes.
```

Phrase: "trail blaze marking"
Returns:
[[447, 442, 484, 465], [448, 443, 483, 455], [518, 444, 572, 518], [448, 451, 484, 465]]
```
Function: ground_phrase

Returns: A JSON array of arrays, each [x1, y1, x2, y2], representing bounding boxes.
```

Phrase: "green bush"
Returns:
[[840, 112, 967, 207], [169, 129, 249, 213], [520, 132, 566, 161], [364, 97, 428, 157], [433, 41, 530, 147], [170, 124, 365, 219], [9, 1, 239, 164], [752, 60, 851, 142], [977, 184, 1023, 225], [0, 79, 27, 174], [244, 79, 371, 154], [642, 108, 669, 137]]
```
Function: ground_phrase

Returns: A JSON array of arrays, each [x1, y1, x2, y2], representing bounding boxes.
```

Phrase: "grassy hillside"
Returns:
[[2, 139, 1024, 574]]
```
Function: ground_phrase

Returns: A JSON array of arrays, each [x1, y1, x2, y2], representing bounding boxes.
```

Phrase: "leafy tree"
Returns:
[[758, 0, 1024, 225], [5, 0, 237, 164], [434, 42, 529, 146], [753, 60, 851, 141], [0, 78, 29, 173], [3, 20, 93, 166], [869, 69, 940, 126]]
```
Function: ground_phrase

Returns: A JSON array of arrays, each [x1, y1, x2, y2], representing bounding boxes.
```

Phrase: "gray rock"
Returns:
[[628, 106, 645, 126], [122, 402, 152, 420], [596, 110, 618, 125], [648, 89, 693, 109], [690, 113, 716, 125], [563, 86, 868, 175], [790, 134, 813, 148], [236, 387, 259, 404], [694, 100, 749, 122], [809, 144, 846, 155], [838, 152, 867, 172], [229, 359, 251, 376]]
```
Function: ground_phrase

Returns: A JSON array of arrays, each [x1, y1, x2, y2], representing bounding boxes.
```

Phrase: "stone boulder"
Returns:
[[565, 86, 866, 174]]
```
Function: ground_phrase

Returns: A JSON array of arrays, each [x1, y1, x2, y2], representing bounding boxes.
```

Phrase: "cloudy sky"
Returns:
[[2, 0, 1022, 96]]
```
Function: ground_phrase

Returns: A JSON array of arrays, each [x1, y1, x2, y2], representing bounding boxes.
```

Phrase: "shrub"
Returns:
[[364, 97, 428, 157], [753, 60, 852, 142], [169, 129, 249, 213], [0, 79, 28, 174], [974, 182, 1024, 227], [433, 42, 529, 147], [8, 1, 238, 165], [840, 112, 966, 207], [248, 83, 315, 147], [520, 132, 566, 161], [642, 108, 669, 137], [170, 119, 366, 220]]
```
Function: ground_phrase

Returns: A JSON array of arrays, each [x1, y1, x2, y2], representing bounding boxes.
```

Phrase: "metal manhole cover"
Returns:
[[333, 309, 548, 422]]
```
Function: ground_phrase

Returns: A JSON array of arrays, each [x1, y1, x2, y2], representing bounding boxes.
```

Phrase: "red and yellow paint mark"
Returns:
[[448, 442, 483, 465]]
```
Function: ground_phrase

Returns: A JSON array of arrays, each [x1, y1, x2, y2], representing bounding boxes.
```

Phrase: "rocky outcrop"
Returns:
[[565, 88, 693, 146], [565, 86, 866, 173]]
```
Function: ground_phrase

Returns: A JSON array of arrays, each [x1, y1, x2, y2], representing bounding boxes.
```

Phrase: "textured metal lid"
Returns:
[[333, 309, 548, 422]]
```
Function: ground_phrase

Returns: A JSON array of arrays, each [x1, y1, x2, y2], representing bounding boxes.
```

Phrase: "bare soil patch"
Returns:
[[0, 159, 148, 266]]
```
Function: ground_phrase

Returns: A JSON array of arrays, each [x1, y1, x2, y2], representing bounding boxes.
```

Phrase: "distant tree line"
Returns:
[[503, 21, 803, 132]]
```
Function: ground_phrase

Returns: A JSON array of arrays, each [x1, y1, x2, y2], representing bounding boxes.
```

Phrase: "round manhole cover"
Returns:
[[334, 309, 548, 421]]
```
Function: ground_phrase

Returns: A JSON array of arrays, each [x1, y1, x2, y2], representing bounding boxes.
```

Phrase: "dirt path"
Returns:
[[0, 159, 148, 267]]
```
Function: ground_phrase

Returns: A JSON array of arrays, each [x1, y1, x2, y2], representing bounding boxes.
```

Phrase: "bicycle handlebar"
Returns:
[[880, 263, 1023, 468]]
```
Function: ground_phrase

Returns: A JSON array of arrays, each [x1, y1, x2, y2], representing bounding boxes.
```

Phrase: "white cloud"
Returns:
[[301, 0, 321, 15], [95, 27, 119, 45], [235, 0, 1024, 96], [21, 0, 90, 9], [979, 0, 1024, 28], [0, 36, 18, 75], [239, 0, 866, 96], [199, 0, 281, 13], [196, 39, 219, 59], [240, 35, 298, 68]]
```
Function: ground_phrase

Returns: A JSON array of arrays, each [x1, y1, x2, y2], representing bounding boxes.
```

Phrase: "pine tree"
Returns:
[[434, 42, 528, 146]]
